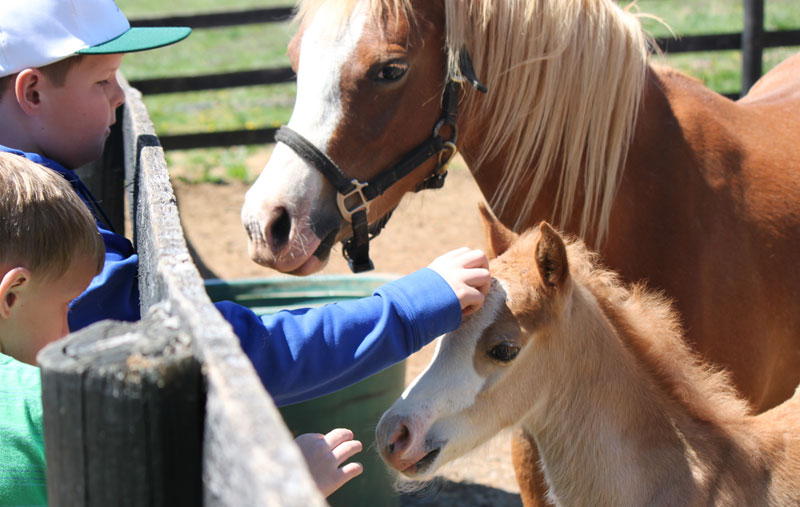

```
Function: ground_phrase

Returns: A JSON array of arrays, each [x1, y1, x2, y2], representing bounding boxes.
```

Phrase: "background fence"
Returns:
[[126, 0, 800, 151]]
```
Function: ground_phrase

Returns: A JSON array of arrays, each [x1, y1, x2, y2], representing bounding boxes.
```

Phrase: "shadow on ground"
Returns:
[[399, 479, 522, 507]]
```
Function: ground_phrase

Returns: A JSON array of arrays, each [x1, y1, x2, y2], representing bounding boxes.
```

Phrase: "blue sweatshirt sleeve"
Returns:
[[216, 267, 462, 406], [68, 224, 140, 331]]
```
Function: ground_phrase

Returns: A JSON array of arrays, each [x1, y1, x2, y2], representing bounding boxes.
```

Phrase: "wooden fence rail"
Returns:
[[126, 1, 800, 151], [41, 77, 327, 507]]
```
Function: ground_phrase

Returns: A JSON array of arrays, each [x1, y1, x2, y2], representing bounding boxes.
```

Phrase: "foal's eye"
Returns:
[[488, 342, 520, 363], [377, 62, 408, 82]]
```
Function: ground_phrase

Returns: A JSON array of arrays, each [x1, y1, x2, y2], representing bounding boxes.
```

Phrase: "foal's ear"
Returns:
[[535, 222, 569, 289], [478, 203, 517, 259]]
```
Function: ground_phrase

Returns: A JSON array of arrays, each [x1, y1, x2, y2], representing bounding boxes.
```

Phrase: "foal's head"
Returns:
[[377, 206, 752, 482], [376, 207, 584, 479]]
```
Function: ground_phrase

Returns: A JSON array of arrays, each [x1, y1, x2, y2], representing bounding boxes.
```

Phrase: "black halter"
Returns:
[[275, 50, 486, 273]]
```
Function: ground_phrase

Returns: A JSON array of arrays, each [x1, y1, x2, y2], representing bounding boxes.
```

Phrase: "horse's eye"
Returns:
[[488, 342, 520, 363], [377, 63, 408, 82]]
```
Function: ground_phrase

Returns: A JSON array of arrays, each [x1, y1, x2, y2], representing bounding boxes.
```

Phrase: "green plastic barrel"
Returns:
[[206, 275, 403, 507]]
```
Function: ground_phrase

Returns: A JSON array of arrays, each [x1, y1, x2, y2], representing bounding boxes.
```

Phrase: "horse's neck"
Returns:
[[459, 66, 727, 245], [519, 286, 706, 506]]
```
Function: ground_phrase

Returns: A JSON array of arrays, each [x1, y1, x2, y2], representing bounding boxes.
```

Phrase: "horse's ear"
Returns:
[[478, 203, 517, 259], [535, 222, 569, 289]]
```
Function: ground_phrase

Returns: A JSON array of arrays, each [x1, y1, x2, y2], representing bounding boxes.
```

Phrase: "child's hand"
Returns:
[[428, 247, 491, 316], [295, 428, 363, 497]]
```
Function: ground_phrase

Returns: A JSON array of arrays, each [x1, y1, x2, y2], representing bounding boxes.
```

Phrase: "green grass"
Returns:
[[166, 145, 272, 184], [119, 0, 292, 18], [631, 0, 800, 35], [143, 84, 295, 134], [121, 23, 295, 79], [115, 1, 800, 183], [632, 0, 800, 94]]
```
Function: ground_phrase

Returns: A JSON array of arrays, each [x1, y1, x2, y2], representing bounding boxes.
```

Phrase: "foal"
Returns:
[[377, 210, 800, 506]]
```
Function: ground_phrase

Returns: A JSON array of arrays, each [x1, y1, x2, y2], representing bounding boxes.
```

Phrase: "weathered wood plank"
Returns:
[[120, 78, 327, 506], [39, 312, 201, 507]]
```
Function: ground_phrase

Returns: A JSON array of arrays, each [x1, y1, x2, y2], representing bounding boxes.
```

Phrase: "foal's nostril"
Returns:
[[268, 206, 291, 249], [386, 423, 410, 455]]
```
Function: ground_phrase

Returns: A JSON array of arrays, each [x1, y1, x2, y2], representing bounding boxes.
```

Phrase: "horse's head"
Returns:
[[241, 0, 457, 274], [376, 206, 574, 480]]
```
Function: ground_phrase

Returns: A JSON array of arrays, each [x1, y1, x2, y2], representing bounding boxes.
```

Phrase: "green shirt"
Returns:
[[0, 353, 47, 506]]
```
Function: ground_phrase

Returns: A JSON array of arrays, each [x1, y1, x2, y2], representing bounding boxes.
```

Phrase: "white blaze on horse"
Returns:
[[377, 209, 800, 506], [242, 0, 800, 502]]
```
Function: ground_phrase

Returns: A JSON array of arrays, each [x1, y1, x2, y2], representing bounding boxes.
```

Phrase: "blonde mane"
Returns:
[[445, 0, 652, 240], [561, 235, 752, 425], [296, 0, 416, 28], [296, 0, 652, 241]]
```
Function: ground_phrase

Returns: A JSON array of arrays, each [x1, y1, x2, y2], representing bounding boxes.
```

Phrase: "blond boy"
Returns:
[[0, 152, 105, 505]]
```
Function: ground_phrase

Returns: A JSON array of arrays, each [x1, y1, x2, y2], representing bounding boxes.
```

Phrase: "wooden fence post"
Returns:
[[742, 0, 765, 96], [39, 310, 202, 507]]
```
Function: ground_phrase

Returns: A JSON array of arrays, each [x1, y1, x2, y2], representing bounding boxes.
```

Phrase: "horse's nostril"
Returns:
[[269, 206, 291, 249]]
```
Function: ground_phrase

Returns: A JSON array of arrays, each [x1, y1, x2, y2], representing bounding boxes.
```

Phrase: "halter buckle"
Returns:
[[337, 179, 370, 223], [437, 141, 458, 174]]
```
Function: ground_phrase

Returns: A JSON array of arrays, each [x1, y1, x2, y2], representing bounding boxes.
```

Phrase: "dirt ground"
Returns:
[[172, 166, 523, 506]]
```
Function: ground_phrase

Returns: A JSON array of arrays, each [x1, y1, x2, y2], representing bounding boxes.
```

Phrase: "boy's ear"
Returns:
[[14, 69, 44, 113], [534, 222, 569, 290], [478, 203, 517, 259], [0, 268, 31, 319]]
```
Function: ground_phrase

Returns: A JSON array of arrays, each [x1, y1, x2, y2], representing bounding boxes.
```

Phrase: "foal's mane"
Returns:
[[562, 235, 752, 424], [296, 0, 653, 243]]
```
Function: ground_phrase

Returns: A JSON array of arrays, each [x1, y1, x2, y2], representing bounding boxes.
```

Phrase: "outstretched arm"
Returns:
[[217, 248, 490, 406]]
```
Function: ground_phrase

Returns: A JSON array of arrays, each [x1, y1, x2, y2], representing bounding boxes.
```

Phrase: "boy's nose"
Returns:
[[110, 76, 125, 110]]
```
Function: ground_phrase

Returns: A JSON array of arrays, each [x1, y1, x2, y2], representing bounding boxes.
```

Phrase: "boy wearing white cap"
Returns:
[[0, 0, 190, 332], [0, 0, 190, 169]]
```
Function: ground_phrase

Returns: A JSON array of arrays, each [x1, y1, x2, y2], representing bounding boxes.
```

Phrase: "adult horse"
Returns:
[[240, 0, 800, 503]]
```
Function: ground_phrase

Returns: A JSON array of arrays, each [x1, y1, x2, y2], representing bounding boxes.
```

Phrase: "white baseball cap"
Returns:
[[0, 0, 191, 77]]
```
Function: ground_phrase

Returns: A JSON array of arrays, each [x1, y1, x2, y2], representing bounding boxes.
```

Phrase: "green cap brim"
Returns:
[[77, 26, 191, 54]]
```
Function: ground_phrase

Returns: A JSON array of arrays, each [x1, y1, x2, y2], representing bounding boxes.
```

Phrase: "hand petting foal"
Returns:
[[428, 247, 491, 316]]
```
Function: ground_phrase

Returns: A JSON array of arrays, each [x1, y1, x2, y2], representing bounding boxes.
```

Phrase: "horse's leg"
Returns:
[[511, 428, 554, 507]]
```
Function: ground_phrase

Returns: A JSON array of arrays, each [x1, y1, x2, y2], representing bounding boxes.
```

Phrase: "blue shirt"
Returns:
[[0, 146, 462, 404]]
